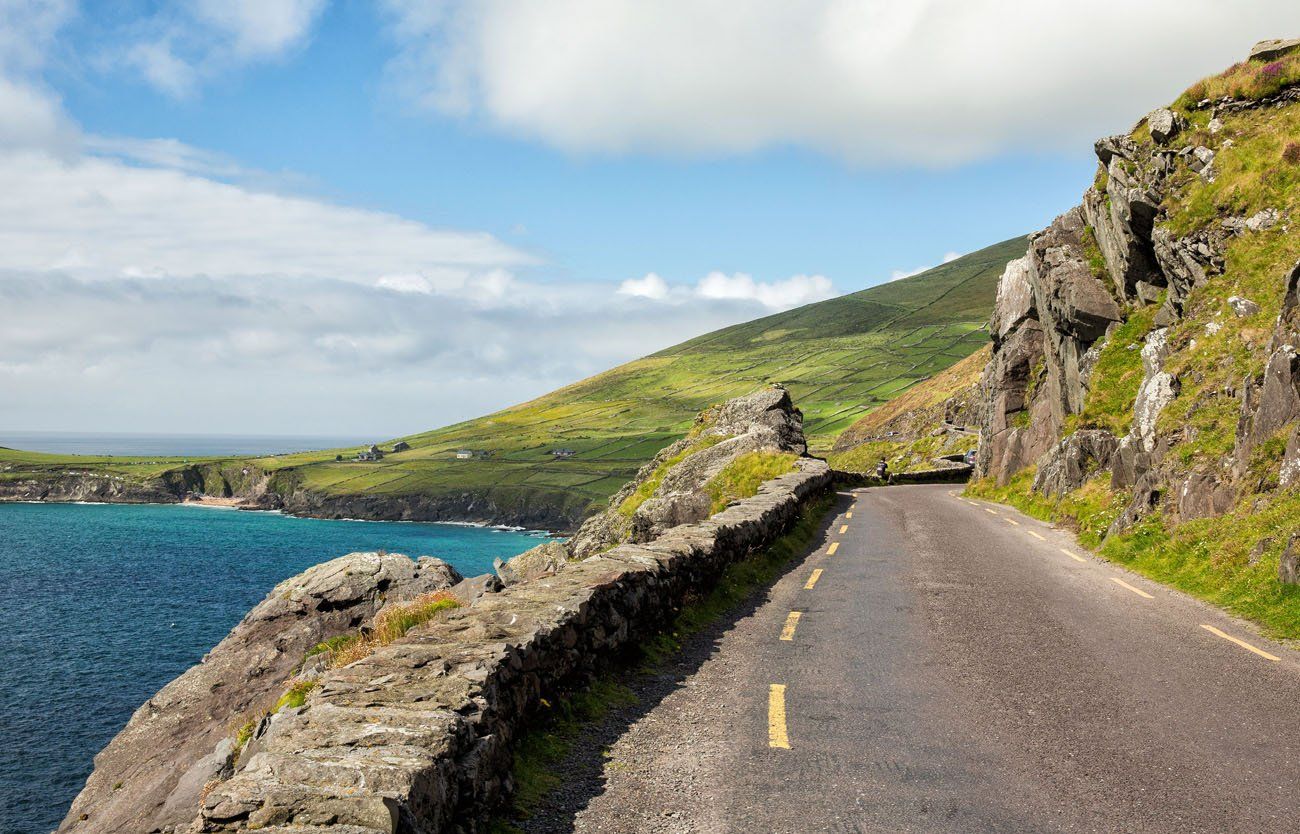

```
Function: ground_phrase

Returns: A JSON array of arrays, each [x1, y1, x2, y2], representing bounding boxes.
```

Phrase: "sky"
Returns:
[[0, 0, 1294, 437]]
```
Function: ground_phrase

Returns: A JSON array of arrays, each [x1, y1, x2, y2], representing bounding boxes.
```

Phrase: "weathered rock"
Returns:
[[1132, 328, 1178, 453], [1228, 296, 1261, 318], [450, 572, 504, 606], [1279, 533, 1300, 584], [1176, 472, 1236, 521], [1189, 146, 1216, 181], [1147, 108, 1186, 145], [1250, 38, 1300, 63], [567, 385, 807, 558], [990, 255, 1036, 339], [495, 540, 570, 585], [1033, 430, 1120, 496], [58, 552, 461, 834]]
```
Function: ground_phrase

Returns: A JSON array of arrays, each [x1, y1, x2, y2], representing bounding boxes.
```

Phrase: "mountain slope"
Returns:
[[0, 236, 1026, 528]]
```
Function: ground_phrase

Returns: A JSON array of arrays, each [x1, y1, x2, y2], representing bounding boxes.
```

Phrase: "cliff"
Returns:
[[60, 387, 832, 832], [968, 39, 1300, 632]]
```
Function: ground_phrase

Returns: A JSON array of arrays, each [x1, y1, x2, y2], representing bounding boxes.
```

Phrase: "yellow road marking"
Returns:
[[768, 684, 791, 748], [1060, 547, 1086, 563], [845, 511, 852, 519], [1027, 530, 1046, 541], [984, 508, 998, 515], [1111, 577, 1154, 599], [1200, 624, 1280, 662], [804, 569, 824, 589], [839, 524, 848, 534], [779, 611, 802, 641], [827, 542, 839, 556], [1003, 518, 1020, 526]]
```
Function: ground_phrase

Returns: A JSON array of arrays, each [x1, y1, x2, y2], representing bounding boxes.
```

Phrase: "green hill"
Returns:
[[0, 235, 1026, 527]]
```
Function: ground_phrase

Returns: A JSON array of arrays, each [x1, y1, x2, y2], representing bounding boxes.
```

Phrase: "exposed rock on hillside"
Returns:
[[59, 552, 462, 834], [567, 385, 807, 559], [972, 38, 1300, 591]]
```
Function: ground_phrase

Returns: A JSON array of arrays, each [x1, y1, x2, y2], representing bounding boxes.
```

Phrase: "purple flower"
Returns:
[[1261, 61, 1284, 78]]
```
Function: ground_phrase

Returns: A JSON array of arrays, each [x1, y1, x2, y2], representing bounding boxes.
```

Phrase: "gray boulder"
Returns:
[[1033, 430, 1120, 496], [1279, 533, 1300, 585], [567, 385, 806, 558], [1228, 296, 1261, 318], [1250, 38, 1300, 63], [59, 552, 461, 834], [495, 540, 570, 585], [1147, 108, 1186, 145]]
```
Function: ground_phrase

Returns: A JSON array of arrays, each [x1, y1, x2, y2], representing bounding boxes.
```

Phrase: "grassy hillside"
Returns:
[[1, 236, 1025, 521]]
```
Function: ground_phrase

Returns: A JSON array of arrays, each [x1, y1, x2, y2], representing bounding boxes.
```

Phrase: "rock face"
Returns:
[[567, 385, 807, 559], [1250, 38, 1300, 62], [973, 41, 1300, 548], [59, 552, 462, 834]]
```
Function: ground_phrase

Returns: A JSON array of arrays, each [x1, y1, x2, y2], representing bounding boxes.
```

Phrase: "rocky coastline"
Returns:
[[58, 385, 834, 833]]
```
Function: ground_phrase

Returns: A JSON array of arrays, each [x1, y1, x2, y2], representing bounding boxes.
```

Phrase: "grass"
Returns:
[[274, 679, 318, 712], [490, 492, 834, 831], [1, 238, 1025, 524], [702, 451, 799, 514], [306, 591, 461, 668], [1065, 304, 1157, 436], [1175, 48, 1300, 108]]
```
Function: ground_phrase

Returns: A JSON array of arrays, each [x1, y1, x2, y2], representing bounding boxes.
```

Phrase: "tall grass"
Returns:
[[702, 451, 799, 514]]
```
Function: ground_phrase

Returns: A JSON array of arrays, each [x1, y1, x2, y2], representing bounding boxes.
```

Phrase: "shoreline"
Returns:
[[2, 494, 566, 537]]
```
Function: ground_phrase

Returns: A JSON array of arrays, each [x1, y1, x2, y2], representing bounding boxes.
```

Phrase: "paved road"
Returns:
[[539, 484, 1300, 834]]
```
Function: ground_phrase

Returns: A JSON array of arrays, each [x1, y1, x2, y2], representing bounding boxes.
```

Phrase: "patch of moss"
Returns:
[[274, 679, 318, 712]]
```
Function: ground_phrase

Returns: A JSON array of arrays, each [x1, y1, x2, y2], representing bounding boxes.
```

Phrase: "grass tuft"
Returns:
[[701, 451, 798, 515], [307, 591, 461, 668]]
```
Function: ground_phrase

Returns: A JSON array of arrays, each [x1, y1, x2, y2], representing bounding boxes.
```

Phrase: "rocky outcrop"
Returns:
[[190, 458, 830, 833], [568, 385, 807, 559], [975, 40, 1300, 545], [60, 553, 462, 834]]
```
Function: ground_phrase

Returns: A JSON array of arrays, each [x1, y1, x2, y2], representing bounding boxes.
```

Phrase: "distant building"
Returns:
[[392, 441, 411, 453], [455, 449, 493, 460], [356, 444, 384, 462], [550, 448, 577, 459]]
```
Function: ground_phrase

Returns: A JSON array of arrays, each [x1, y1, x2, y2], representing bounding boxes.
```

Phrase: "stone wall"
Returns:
[[193, 458, 832, 833]]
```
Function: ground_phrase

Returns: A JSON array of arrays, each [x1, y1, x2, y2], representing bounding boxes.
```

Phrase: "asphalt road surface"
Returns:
[[534, 484, 1300, 834]]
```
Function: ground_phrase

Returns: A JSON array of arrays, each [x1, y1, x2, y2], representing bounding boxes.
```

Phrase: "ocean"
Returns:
[[0, 430, 372, 457], [0, 501, 544, 834]]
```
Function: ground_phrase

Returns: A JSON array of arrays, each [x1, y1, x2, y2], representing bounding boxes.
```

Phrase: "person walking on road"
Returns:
[[876, 457, 889, 482]]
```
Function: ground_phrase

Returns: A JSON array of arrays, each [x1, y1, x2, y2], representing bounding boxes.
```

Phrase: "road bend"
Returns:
[[552, 484, 1300, 834]]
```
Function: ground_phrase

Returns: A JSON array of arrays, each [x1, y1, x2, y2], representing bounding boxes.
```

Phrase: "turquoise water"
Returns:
[[0, 502, 543, 834]]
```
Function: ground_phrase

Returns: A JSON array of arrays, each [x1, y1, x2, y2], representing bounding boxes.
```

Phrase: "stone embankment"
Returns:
[[61, 385, 832, 833]]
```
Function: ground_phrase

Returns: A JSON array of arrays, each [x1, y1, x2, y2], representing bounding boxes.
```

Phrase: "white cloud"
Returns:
[[109, 0, 327, 97], [889, 250, 962, 281], [620, 270, 835, 311], [617, 272, 669, 300], [0, 149, 532, 283], [382, 0, 1296, 164]]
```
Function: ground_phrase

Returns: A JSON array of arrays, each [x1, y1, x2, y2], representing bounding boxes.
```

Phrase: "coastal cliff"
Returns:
[[60, 386, 832, 832]]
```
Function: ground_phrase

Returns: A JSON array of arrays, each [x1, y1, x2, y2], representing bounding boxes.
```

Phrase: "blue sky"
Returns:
[[51, 1, 1081, 287], [0, 1, 1292, 436]]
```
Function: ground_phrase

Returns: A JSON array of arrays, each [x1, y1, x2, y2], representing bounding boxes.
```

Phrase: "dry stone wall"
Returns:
[[195, 458, 831, 833]]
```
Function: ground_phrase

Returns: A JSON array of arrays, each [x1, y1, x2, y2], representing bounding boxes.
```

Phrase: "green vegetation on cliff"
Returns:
[[1, 237, 1025, 524]]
